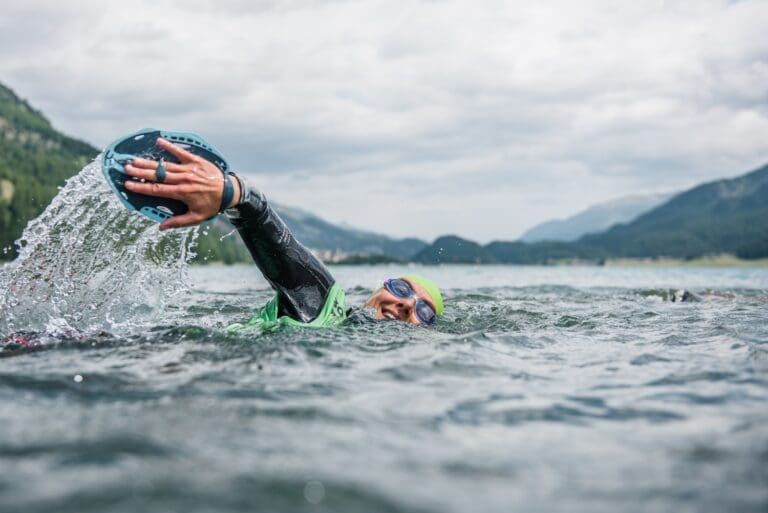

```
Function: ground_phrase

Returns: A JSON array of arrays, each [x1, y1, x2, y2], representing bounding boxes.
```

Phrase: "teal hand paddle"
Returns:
[[101, 128, 230, 223]]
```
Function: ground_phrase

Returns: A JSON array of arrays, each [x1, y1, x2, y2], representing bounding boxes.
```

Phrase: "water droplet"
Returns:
[[73, 374, 83, 383], [304, 480, 325, 504]]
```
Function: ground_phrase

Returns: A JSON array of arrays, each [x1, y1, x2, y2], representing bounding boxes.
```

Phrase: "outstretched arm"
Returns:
[[123, 138, 335, 322], [226, 189, 335, 322]]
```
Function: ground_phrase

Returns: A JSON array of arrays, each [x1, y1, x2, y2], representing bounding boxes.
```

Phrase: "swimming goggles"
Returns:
[[384, 278, 436, 325]]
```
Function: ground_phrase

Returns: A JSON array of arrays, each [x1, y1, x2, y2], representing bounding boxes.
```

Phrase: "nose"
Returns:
[[395, 297, 415, 320]]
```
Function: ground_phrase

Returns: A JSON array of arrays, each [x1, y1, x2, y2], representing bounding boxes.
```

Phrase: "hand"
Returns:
[[123, 138, 240, 231]]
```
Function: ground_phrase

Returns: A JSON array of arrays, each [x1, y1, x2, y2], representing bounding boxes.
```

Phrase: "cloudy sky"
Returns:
[[1, 0, 767, 242]]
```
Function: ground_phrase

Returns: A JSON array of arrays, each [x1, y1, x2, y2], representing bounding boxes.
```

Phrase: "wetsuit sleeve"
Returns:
[[225, 188, 336, 323]]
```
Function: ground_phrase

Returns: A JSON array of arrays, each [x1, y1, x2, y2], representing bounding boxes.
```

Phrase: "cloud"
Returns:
[[1, 0, 767, 241]]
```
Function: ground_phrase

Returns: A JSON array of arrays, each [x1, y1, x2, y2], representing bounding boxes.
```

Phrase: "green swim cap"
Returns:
[[400, 274, 444, 316]]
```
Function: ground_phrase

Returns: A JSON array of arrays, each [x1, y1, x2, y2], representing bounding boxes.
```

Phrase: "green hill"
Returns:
[[413, 235, 495, 264], [579, 164, 768, 259], [0, 82, 98, 259]]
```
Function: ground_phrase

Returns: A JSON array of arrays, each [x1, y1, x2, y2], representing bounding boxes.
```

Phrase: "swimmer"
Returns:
[[121, 137, 444, 330]]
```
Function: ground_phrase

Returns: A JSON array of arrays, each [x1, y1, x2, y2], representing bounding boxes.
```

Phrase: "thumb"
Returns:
[[159, 212, 204, 231]]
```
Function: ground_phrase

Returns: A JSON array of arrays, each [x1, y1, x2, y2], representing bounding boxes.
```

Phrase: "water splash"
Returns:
[[0, 158, 198, 334]]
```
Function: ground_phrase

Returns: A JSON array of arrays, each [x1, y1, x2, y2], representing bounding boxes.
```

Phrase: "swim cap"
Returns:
[[400, 274, 444, 316]]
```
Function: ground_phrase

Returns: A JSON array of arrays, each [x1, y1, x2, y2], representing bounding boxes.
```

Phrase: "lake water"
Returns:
[[1, 162, 767, 512], [2, 262, 767, 513]]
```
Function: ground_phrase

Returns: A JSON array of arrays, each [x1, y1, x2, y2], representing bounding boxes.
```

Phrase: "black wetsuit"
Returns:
[[226, 188, 336, 323]]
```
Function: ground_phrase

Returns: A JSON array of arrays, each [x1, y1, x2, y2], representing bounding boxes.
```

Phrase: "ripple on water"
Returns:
[[647, 370, 739, 387], [436, 392, 686, 428], [630, 353, 674, 366], [0, 435, 177, 466]]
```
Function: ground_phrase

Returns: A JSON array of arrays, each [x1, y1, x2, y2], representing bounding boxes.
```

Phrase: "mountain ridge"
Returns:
[[520, 192, 674, 242], [578, 163, 768, 258], [415, 163, 768, 263]]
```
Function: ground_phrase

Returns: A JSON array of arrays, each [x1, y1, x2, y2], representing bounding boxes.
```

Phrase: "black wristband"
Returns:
[[219, 172, 235, 213], [230, 173, 248, 206], [233, 173, 247, 206]]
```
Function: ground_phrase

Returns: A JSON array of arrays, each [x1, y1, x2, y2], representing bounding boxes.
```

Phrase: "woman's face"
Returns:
[[365, 278, 437, 326]]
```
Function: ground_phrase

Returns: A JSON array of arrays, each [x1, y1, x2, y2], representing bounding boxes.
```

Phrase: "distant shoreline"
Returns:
[[603, 255, 768, 267], [4, 255, 766, 268]]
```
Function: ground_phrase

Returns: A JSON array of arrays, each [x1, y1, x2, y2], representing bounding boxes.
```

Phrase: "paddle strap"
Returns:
[[220, 171, 236, 212]]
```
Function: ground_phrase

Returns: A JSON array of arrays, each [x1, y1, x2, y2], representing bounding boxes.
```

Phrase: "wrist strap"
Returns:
[[219, 171, 235, 213], [233, 173, 247, 205]]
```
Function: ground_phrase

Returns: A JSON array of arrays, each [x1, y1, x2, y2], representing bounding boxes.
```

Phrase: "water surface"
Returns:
[[2, 264, 767, 513]]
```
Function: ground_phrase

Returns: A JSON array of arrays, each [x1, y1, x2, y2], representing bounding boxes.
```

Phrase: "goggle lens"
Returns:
[[415, 301, 436, 325], [387, 279, 413, 298]]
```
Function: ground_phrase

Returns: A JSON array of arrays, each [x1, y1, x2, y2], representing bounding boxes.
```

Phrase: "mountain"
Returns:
[[412, 235, 495, 264], [0, 82, 98, 259], [273, 204, 426, 260], [520, 192, 673, 242], [0, 81, 426, 264], [195, 206, 427, 264], [579, 163, 768, 259], [415, 163, 768, 263]]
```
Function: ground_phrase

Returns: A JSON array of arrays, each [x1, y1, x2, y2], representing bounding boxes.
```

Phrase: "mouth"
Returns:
[[382, 309, 398, 320]]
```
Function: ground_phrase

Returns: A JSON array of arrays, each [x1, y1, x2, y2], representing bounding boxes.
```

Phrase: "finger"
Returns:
[[159, 212, 204, 231], [124, 180, 180, 199], [156, 137, 198, 163], [130, 157, 185, 173], [124, 164, 184, 184]]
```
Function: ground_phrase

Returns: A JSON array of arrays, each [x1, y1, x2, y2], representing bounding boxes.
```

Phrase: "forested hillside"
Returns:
[[0, 82, 98, 259], [580, 164, 768, 259]]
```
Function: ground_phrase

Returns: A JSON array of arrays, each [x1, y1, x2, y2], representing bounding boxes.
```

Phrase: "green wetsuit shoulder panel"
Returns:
[[226, 283, 347, 333]]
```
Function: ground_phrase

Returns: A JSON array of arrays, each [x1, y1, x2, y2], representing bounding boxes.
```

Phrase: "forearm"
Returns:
[[226, 187, 335, 322]]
